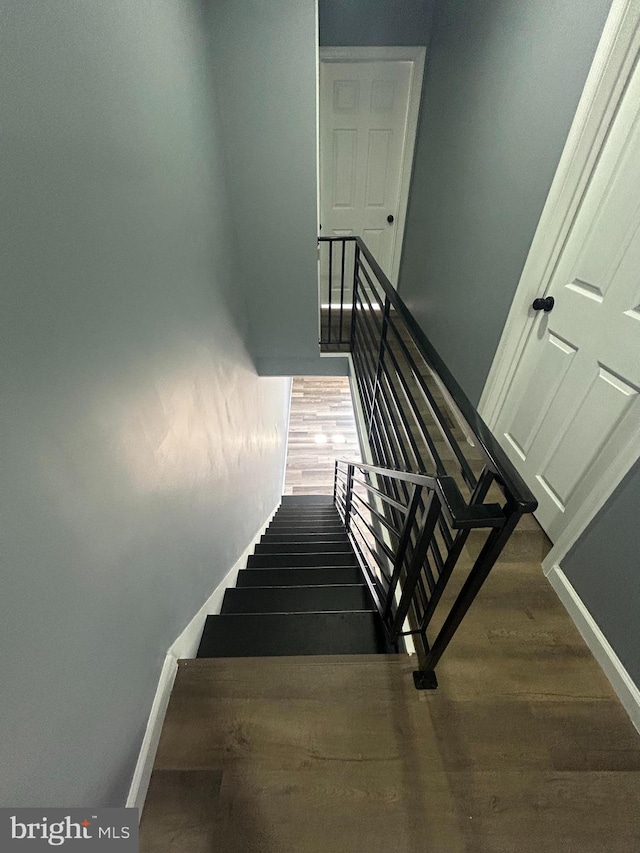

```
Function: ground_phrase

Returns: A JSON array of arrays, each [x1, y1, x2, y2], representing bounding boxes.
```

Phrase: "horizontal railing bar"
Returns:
[[350, 503, 398, 567], [322, 236, 537, 512], [355, 279, 385, 333], [351, 344, 375, 413], [352, 308, 378, 379], [421, 554, 437, 595], [377, 347, 445, 475], [349, 514, 393, 584], [376, 358, 429, 472], [356, 262, 387, 312], [337, 460, 505, 529], [356, 238, 536, 511], [350, 473, 408, 516], [383, 313, 476, 490], [350, 490, 402, 540], [369, 405, 411, 494], [429, 535, 445, 578], [368, 354, 418, 479], [338, 459, 439, 489], [346, 529, 390, 614], [324, 235, 540, 683], [350, 491, 397, 541]]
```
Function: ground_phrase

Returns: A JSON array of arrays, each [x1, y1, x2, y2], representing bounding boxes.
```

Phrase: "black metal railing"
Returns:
[[322, 236, 538, 688]]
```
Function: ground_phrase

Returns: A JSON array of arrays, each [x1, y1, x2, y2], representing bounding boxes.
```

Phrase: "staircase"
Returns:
[[197, 495, 391, 658]]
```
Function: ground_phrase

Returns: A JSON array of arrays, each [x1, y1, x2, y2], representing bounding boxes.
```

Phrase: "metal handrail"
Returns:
[[321, 236, 539, 689], [336, 459, 505, 529], [319, 235, 536, 513]]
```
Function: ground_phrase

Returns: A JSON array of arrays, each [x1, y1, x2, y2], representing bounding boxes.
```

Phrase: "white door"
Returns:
[[319, 48, 424, 284], [494, 57, 640, 542]]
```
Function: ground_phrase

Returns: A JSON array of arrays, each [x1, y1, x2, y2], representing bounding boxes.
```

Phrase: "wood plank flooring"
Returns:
[[284, 376, 361, 496], [141, 532, 640, 851], [140, 376, 640, 850]]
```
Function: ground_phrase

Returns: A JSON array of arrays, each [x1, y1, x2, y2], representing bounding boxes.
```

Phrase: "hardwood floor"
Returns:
[[140, 379, 640, 851], [141, 528, 640, 851], [284, 376, 361, 496]]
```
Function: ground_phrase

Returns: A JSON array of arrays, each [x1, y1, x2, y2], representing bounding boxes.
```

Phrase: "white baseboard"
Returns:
[[126, 502, 280, 814], [547, 564, 640, 735], [126, 654, 178, 815]]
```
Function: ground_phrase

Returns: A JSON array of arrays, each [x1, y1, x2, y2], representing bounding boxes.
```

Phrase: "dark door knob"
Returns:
[[532, 296, 555, 312], [387, 214, 394, 224]]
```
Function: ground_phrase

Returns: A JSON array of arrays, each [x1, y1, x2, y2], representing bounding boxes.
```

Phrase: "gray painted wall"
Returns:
[[0, 1, 289, 807], [396, 0, 640, 706], [562, 462, 640, 687], [207, 0, 347, 376], [398, 0, 611, 404], [319, 0, 434, 46]]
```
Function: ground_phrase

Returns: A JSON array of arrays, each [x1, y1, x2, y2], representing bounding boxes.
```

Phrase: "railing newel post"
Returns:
[[419, 504, 523, 676]]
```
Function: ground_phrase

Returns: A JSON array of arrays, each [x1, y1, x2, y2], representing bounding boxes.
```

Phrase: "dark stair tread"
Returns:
[[261, 532, 348, 543], [247, 552, 357, 568], [269, 518, 344, 527], [267, 521, 345, 533], [197, 612, 390, 657], [273, 515, 341, 523], [275, 505, 339, 513], [221, 585, 372, 614], [237, 568, 362, 587], [274, 510, 340, 519], [255, 541, 353, 554], [280, 495, 334, 506]]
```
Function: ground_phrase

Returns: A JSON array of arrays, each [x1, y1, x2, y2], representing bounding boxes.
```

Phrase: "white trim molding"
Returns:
[[126, 502, 280, 815], [319, 46, 426, 286], [541, 431, 640, 577], [547, 565, 640, 735], [126, 655, 178, 817], [479, 0, 640, 428], [478, 0, 640, 551]]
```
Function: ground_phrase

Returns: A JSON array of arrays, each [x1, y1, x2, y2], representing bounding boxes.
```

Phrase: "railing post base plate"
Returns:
[[413, 669, 438, 690]]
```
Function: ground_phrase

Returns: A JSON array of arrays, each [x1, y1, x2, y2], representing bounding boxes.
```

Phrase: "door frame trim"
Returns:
[[319, 46, 426, 285], [477, 0, 640, 566]]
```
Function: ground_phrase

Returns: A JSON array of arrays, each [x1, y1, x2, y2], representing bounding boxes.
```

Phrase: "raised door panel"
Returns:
[[538, 365, 639, 512], [504, 332, 577, 460], [320, 59, 414, 278], [331, 129, 358, 210], [495, 58, 640, 540]]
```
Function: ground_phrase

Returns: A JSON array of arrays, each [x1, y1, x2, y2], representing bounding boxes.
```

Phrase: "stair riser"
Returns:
[[275, 510, 339, 518], [276, 506, 338, 514], [221, 585, 371, 614], [236, 568, 362, 587], [273, 515, 341, 524], [262, 533, 348, 544], [270, 517, 343, 525], [247, 553, 357, 568], [197, 612, 390, 657], [280, 496, 334, 507], [268, 523, 345, 532]]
